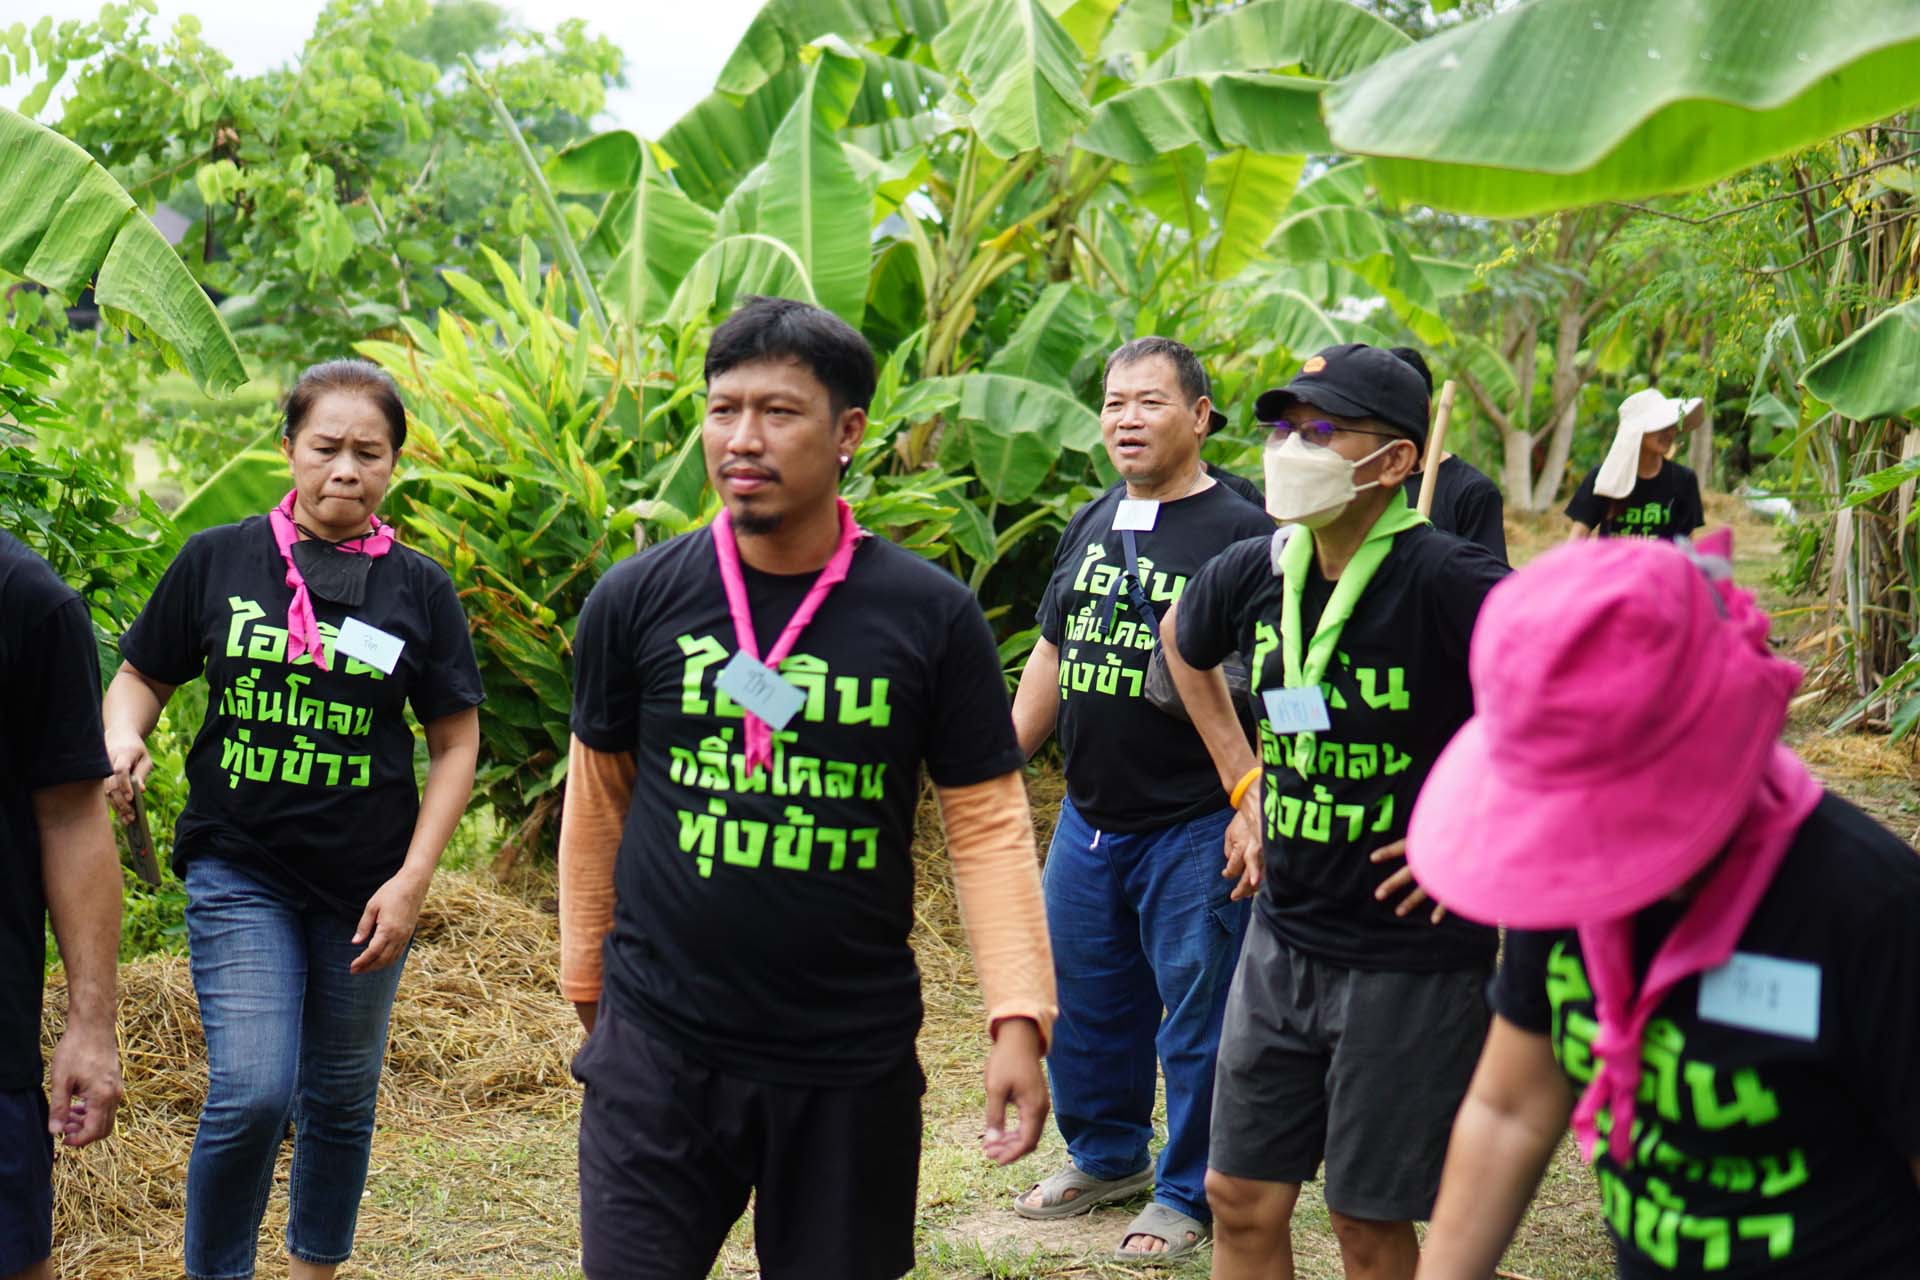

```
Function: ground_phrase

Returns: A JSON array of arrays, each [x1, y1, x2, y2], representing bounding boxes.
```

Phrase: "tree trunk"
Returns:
[[1690, 322, 1717, 488], [1529, 291, 1587, 510]]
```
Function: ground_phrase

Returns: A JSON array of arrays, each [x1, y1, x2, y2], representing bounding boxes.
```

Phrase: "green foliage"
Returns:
[[1326, 0, 1920, 217], [0, 315, 179, 665], [0, 104, 244, 393], [1802, 297, 1920, 420], [5, 0, 622, 362]]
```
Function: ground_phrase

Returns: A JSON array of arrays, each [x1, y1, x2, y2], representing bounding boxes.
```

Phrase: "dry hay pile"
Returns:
[[41, 873, 581, 1278]]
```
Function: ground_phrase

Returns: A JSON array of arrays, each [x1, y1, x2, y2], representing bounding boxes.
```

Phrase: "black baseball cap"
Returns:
[[1253, 343, 1431, 452]]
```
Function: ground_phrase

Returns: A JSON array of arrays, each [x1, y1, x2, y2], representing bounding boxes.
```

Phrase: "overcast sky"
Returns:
[[3, 0, 765, 136]]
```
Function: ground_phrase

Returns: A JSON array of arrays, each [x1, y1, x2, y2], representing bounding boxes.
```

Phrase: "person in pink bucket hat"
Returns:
[[1408, 531, 1920, 1280]]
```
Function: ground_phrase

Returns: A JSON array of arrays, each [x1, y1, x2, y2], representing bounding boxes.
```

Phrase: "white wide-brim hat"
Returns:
[[1594, 389, 1707, 499]]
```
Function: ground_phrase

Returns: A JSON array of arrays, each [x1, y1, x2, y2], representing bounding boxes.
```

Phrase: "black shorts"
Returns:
[[1208, 918, 1490, 1222], [0, 1089, 53, 1275], [574, 1003, 925, 1280]]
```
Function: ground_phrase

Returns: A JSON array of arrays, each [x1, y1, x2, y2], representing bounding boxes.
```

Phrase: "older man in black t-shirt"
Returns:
[[1164, 344, 1508, 1280], [557, 297, 1056, 1280], [0, 532, 124, 1279], [1010, 338, 1271, 1259]]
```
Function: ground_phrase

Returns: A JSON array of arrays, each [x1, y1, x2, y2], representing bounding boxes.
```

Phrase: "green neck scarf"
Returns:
[[1278, 489, 1428, 774]]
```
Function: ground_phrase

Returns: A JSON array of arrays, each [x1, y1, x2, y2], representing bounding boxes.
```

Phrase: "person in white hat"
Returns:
[[1565, 389, 1707, 541]]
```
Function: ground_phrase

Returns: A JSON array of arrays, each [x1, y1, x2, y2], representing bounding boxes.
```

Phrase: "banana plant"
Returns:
[[1, 106, 245, 395]]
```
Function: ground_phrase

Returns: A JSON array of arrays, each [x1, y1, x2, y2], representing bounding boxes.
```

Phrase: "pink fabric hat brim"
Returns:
[[1407, 697, 1779, 929], [1406, 536, 1793, 931]]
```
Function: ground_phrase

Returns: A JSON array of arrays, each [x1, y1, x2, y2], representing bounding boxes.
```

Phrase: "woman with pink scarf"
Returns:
[[102, 360, 483, 1280], [1407, 533, 1920, 1279]]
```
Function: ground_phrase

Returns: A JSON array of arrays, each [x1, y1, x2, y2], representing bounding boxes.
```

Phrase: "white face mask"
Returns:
[[1263, 432, 1395, 528]]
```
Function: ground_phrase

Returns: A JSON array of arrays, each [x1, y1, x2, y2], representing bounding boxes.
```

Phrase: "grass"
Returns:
[[43, 494, 1915, 1278]]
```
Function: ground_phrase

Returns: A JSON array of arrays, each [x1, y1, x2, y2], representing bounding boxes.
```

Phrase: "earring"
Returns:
[[839, 454, 851, 466]]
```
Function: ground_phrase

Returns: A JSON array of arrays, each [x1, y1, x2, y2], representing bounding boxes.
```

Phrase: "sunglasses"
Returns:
[[1261, 419, 1401, 446]]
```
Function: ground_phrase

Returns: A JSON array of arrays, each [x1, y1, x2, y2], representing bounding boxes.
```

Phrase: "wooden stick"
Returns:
[[1417, 379, 1458, 518]]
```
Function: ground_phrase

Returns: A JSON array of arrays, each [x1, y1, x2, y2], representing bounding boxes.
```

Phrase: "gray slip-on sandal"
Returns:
[[1113, 1201, 1211, 1262], [1010, 1162, 1154, 1220]]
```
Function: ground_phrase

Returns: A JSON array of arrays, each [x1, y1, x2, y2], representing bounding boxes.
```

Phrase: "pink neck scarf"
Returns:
[[267, 490, 394, 671], [1572, 746, 1822, 1165], [710, 498, 866, 774]]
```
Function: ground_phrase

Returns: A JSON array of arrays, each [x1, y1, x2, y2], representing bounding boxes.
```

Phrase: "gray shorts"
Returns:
[[1208, 917, 1491, 1222]]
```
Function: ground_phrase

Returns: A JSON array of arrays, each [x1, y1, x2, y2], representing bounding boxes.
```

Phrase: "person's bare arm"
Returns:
[[350, 707, 480, 974], [557, 736, 638, 1034], [1159, 600, 1256, 793], [1160, 599, 1264, 896], [35, 778, 124, 1147], [1416, 1017, 1575, 1279], [1565, 521, 1595, 543], [101, 663, 175, 822], [1010, 638, 1061, 760]]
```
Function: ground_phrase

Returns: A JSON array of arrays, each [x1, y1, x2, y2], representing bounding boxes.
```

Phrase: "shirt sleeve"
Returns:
[[1035, 519, 1076, 645], [570, 564, 644, 753], [120, 535, 209, 686], [1677, 470, 1706, 535], [1489, 928, 1556, 1035], [936, 771, 1056, 1050], [1461, 480, 1509, 564], [923, 591, 1026, 788], [556, 735, 636, 1004], [408, 569, 486, 723], [1564, 469, 1604, 527], [1174, 536, 1263, 672], [18, 595, 111, 791], [1432, 538, 1512, 667]]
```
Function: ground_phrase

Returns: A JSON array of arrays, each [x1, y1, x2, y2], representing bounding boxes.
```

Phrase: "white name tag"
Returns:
[[1697, 952, 1821, 1042], [1262, 686, 1331, 733], [715, 651, 807, 730], [334, 617, 405, 675], [1113, 499, 1160, 532]]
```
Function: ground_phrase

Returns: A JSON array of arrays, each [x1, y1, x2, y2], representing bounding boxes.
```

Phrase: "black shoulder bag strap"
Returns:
[[1096, 526, 1159, 640]]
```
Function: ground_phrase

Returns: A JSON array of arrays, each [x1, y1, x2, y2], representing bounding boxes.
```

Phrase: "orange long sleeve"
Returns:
[[556, 735, 636, 1004], [936, 771, 1058, 1052]]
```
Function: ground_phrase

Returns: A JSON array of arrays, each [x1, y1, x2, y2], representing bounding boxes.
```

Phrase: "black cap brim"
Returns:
[[1206, 407, 1229, 433], [1254, 384, 1380, 426]]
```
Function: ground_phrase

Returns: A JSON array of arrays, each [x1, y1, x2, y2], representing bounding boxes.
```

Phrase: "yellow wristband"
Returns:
[[1228, 766, 1262, 810]]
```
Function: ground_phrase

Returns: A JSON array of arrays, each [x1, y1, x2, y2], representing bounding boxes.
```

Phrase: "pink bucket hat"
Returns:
[[1406, 532, 1805, 929]]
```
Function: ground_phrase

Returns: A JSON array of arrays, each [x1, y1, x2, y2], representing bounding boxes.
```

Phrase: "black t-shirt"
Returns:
[[1040, 481, 1272, 831], [120, 518, 483, 913], [1177, 520, 1506, 971], [0, 533, 113, 1090], [571, 527, 1025, 1085], [1565, 462, 1705, 540], [1427, 455, 1508, 563], [1492, 794, 1920, 1279], [1206, 465, 1266, 510]]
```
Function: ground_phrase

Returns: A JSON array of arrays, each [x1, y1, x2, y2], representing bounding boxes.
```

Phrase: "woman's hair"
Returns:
[[283, 360, 408, 450]]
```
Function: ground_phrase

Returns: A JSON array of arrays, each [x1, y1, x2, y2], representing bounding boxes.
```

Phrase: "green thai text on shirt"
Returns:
[[1546, 941, 1807, 1272]]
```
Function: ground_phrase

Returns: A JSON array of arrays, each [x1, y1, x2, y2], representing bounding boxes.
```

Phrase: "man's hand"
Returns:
[[350, 868, 431, 974], [1370, 838, 1446, 924], [103, 731, 152, 825], [1223, 782, 1263, 901], [47, 1023, 122, 1148], [982, 1017, 1048, 1166]]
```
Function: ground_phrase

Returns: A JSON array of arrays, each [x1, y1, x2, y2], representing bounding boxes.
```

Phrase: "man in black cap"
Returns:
[[1160, 344, 1508, 1280]]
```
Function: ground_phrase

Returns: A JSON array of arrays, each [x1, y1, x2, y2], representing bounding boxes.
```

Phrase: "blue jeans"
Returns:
[[182, 857, 409, 1280], [1042, 799, 1248, 1223]]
